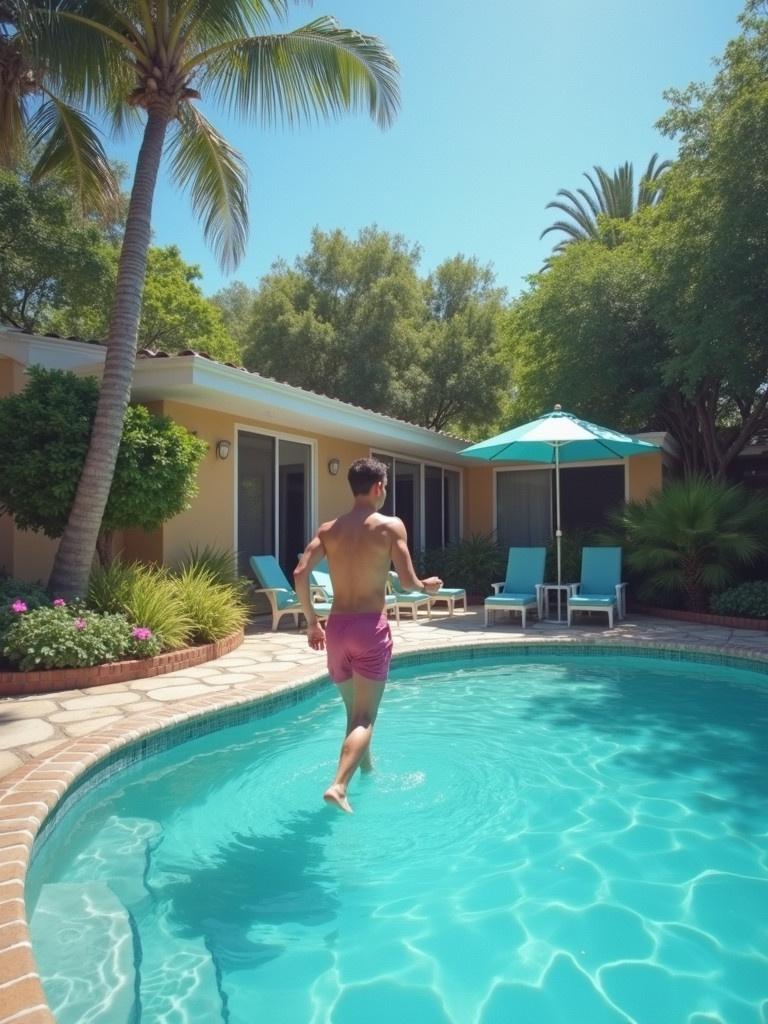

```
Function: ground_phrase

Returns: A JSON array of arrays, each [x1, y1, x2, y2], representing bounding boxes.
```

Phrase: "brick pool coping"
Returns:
[[2, 612, 768, 1023]]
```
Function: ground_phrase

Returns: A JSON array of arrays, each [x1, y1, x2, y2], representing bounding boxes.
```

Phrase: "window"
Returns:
[[495, 464, 626, 548], [237, 430, 312, 575], [496, 469, 551, 548], [373, 452, 461, 552], [425, 465, 460, 549]]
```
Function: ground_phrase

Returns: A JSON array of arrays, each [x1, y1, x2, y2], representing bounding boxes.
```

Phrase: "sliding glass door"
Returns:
[[374, 452, 461, 553], [424, 465, 460, 549], [237, 431, 312, 575]]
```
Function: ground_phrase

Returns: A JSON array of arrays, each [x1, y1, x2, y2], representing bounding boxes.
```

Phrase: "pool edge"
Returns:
[[2, 634, 768, 1022]]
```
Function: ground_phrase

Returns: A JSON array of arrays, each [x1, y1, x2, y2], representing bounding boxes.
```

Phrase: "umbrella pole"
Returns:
[[555, 442, 563, 618]]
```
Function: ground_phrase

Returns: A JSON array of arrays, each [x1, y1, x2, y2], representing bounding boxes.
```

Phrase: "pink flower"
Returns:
[[132, 626, 153, 641], [53, 598, 66, 608], [10, 600, 27, 614], [73, 618, 87, 631]]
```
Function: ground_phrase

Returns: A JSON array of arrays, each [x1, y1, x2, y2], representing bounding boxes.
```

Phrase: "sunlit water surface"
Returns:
[[27, 654, 768, 1023]]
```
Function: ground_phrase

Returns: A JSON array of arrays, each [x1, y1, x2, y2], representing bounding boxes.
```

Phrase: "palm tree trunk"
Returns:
[[49, 107, 169, 599]]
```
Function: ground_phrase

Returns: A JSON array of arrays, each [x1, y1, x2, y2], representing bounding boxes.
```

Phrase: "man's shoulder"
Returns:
[[375, 514, 406, 535]]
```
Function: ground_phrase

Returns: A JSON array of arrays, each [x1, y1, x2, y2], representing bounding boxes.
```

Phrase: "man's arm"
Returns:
[[389, 518, 442, 594], [293, 533, 328, 629]]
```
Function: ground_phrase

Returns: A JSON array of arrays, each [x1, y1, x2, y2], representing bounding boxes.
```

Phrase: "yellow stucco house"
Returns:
[[0, 326, 674, 585]]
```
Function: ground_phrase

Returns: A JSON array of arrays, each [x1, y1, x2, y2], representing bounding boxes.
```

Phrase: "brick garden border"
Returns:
[[631, 605, 768, 631], [0, 629, 244, 697]]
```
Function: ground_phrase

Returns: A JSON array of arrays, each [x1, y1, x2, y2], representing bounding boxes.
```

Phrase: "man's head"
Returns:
[[348, 457, 388, 508]]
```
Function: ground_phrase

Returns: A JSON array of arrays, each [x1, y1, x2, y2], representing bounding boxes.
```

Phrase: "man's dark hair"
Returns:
[[348, 457, 388, 496]]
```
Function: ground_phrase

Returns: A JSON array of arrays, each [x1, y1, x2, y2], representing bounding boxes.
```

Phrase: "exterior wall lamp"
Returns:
[[216, 439, 231, 460], [327, 457, 341, 476]]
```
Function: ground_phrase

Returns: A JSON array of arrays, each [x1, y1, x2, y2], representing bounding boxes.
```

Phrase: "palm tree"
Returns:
[[21, 1, 399, 599], [611, 477, 768, 611], [0, 2, 118, 209], [541, 154, 671, 254]]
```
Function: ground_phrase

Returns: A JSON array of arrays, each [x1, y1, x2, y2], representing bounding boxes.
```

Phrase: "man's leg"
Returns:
[[337, 682, 373, 773], [324, 675, 386, 813]]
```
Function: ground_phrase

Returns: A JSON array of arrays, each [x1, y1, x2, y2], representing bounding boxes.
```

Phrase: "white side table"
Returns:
[[536, 583, 576, 623]]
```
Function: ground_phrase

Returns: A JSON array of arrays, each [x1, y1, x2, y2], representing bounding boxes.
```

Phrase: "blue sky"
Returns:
[[110, 0, 745, 300]]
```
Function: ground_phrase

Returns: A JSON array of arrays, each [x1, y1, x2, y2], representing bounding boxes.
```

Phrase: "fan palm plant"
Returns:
[[541, 154, 671, 254], [610, 477, 768, 611], [24, 1, 399, 599], [0, 1, 118, 208]]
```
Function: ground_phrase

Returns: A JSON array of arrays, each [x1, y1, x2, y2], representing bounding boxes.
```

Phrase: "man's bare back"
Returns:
[[319, 509, 406, 613]]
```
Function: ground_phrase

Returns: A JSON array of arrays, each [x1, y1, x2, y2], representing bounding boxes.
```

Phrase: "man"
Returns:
[[294, 457, 442, 813]]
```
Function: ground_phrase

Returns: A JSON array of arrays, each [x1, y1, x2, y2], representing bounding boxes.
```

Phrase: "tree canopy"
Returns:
[[508, 1, 768, 477], [0, 168, 111, 330], [242, 227, 509, 435]]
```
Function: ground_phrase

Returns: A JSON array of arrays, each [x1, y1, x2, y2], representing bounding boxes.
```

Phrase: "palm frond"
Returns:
[[169, 105, 248, 271], [27, 94, 119, 212], [24, 2, 147, 114], [168, 0, 291, 53], [196, 15, 399, 130]]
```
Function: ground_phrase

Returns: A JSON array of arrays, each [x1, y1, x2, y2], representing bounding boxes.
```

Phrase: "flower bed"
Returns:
[[0, 628, 244, 696]]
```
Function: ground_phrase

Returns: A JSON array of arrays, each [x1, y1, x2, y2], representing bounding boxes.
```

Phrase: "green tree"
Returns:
[[51, 245, 241, 362], [505, 225, 673, 434], [27, 1, 399, 599], [244, 229, 509, 433], [0, 168, 112, 330], [210, 280, 257, 352], [0, 367, 207, 562], [244, 226, 426, 412], [419, 256, 509, 433], [649, 0, 768, 478], [540, 154, 671, 253], [612, 477, 768, 610]]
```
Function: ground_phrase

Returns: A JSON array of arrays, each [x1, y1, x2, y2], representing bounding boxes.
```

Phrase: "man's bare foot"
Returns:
[[323, 784, 353, 813], [360, 751, 374, 773]]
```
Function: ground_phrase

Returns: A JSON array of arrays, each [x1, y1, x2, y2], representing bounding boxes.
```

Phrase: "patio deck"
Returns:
[[1, 610, 767, 1023]]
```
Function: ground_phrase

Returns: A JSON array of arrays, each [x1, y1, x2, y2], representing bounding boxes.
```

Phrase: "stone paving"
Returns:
[[2, 608, 768, 783]]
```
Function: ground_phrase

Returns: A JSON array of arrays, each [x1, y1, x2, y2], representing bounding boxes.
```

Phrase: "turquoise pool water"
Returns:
[[27, 653, 768, 1023]]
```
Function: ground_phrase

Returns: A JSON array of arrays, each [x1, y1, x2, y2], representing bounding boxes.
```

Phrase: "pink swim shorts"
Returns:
[[325, 612, 393, 683]]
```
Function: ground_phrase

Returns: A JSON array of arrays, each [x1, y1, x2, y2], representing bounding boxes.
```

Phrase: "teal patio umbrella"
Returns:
[[460, 405, 660, 588]]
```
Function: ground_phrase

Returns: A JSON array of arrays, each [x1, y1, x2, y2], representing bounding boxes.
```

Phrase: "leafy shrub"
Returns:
[[170, 566, 248, 643], [0, 367, 207, 538], [177, 545, 250, 599], [0, 576, 51, 648], [426, 534, 506, 595], [710, 581, 768, 619], [88, 561, 193, 651], [3, 606, 133, 671], [610, 477, 768, 610]]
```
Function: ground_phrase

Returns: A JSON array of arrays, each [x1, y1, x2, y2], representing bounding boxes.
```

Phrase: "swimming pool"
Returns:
[[26, 650, 768, 1023]]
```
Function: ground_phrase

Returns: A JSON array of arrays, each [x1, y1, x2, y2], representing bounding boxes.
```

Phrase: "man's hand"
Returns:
[[307, 619, 326, 651], [422, 576, 443, 595]]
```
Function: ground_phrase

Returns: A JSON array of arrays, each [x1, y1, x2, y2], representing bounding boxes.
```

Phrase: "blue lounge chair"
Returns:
[[310, 561, 401, 624], [387, 572, 433, 620], [249, 555, 332, 632], [567, 547, 626, 628], [484, 547, 546, 627], [427, 583, 468, 615]]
